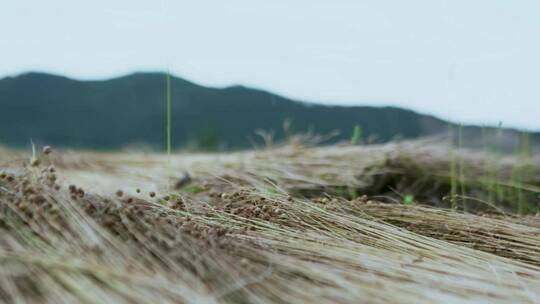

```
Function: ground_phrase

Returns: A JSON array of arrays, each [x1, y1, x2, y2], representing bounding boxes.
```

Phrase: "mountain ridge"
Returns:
[[0, 72, 537, 151]]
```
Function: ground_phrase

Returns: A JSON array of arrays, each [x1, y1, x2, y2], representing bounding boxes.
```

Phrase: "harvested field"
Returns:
[[1, 140, 540, 303]]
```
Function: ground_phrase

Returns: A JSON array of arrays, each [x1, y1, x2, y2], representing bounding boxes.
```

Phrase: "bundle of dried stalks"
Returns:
[[1, 140, 540, 303]]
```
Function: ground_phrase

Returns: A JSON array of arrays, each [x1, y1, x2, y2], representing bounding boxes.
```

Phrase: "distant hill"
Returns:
[[0, 72, 537, 151]]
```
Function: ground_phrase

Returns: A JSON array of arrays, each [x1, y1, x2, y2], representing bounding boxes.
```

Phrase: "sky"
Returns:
[[1, 0, 539, 130]]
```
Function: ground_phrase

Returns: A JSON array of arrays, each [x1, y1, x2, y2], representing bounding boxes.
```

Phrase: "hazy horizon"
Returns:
[[2, 0, 539, 130]]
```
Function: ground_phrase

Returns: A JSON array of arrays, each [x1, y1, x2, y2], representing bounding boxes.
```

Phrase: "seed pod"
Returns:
[[69, 184, 77, 193], [30, 158, 40, 167], [43, 146, 52, 155], [116, 190, 123, 197], [217, 228, 227, 237], [174, 172, 191, 189], [240, 258, 249, 267], [149, 192, 156, 198]]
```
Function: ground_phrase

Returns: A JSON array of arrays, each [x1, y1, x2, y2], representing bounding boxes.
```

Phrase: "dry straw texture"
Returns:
[[1, 140, 539, 303]]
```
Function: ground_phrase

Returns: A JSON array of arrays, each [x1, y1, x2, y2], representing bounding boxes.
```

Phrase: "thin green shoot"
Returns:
[[166, 71, 172, 191], [347, 185, 358, 199], [481, 127, 497, 204], [457, 124, 466, 210], [448, 124, 457, 209], [166, 71, 172, 157], [494, 122, 504, 202], [517, 132, 531, 214], [350, 125, 362, 145]]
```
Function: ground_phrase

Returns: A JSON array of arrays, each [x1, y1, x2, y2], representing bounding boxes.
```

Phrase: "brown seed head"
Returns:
[[30, 158, 40, 167], [217, 227, 227, 237], [69, 184, 77, 193]]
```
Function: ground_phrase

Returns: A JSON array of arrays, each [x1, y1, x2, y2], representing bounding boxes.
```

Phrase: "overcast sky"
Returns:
[[1, 0, 539, 130]]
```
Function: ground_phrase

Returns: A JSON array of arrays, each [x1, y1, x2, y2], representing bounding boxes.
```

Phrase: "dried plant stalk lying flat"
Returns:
[[336, 200, 540, 266], [1, 141, 540, 303]]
